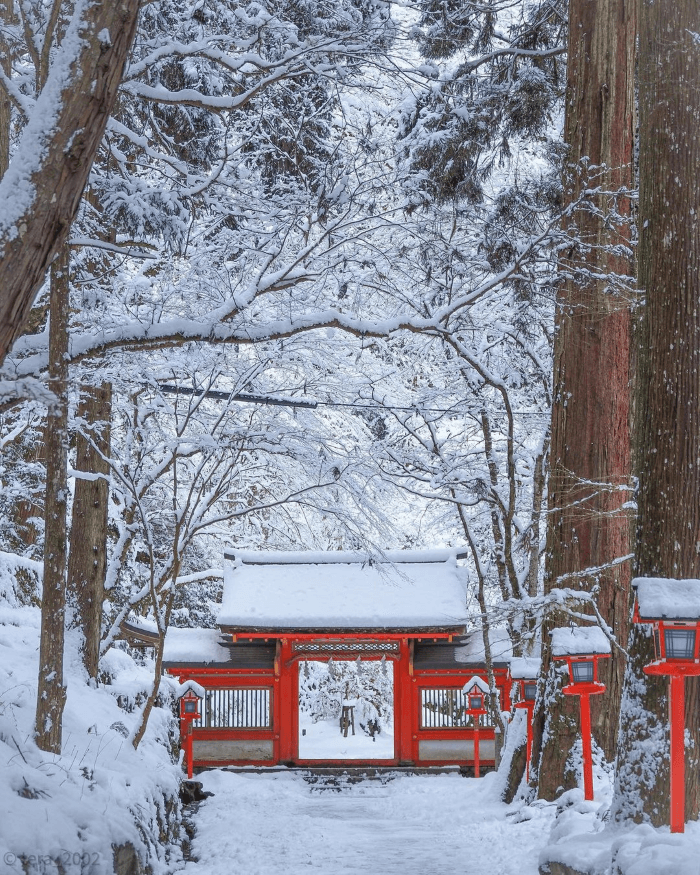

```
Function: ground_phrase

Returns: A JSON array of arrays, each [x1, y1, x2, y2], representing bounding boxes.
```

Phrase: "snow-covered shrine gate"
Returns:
[[156, 551, 512, 770]]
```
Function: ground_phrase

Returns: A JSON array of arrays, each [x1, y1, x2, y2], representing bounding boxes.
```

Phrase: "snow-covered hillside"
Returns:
[[0, 600, 183, 874]]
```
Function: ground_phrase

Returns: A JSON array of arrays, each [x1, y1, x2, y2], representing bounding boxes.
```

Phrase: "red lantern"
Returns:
[[179, 688, 203, 778], [462, 676, 490, 778], [633, 577, 700, 834], [181, 692, 201, 720], [551, 627, 611, 801], [510, 657, 541, 782]]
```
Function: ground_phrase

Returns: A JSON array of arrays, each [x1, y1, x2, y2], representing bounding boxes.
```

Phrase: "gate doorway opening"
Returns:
[[298, 658, 395, 760]]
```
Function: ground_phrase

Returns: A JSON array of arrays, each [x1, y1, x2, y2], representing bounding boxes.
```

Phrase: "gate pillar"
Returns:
[[278, 638, 297, 763], [397, 638, 416, 763]]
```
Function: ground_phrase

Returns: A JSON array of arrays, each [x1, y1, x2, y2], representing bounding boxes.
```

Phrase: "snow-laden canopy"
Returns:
[[550, 626, 612, 657], [218, 550, 468, 631], [509, 657, 541, 680], [633, 577, 700, 620]]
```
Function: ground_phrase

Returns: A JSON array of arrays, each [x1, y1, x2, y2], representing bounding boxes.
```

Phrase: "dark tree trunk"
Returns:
[[613, 0, 700, 826], [0, 0, 140, 368], [0, 0, 14, 177], [35, 246, 70, 753], [67, 383, 112, 681], [530, 0, 636, 800]]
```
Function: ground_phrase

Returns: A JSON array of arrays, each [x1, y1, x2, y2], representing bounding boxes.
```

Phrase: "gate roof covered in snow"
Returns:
[[217, 549, 468, 633]]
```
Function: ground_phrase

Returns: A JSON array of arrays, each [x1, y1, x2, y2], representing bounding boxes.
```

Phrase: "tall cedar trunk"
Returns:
[[0, 0, 140, 369], [1, 5, 44, 555], [530, 0, 636, 800], [35, 247, 70, 753], [0, 0, 14, 176], [67, 384, 112, 681], [612, 1, 700, 826]]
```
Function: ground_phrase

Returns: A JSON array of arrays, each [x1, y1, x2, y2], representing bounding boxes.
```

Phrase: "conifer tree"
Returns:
[[612, 0, 700, 825], [529, 0, 636, 799]]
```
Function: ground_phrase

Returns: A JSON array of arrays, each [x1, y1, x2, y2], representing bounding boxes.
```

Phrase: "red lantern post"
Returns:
[[510, 657, 541, 782], [179, 687, 203, 779], [551, 627, 611, 801], [463, 676, 490, 777], [633, 577, 700, 834]]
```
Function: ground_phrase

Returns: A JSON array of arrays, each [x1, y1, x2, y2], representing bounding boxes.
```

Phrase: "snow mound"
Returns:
[[0, 600, 183, 874]]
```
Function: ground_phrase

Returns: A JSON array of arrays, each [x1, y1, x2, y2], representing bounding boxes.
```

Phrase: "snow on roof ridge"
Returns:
[[218, 552, 468, 629], [224, 547, 463, 565], [163, 626, 233, 664]]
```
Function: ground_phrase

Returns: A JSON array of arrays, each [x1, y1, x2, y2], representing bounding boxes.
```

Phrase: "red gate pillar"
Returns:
[[291, 654, 299, 762], [397, 639, 414, 764], [278, 638, 296, 763]]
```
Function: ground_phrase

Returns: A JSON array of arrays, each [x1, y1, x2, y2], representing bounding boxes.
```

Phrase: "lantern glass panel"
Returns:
[[664, 628, 696, 660], [469, 695, 483, 710], [184, 700, 197, 714], [524, 683, 537, 702], [571, 660, 594, 683]]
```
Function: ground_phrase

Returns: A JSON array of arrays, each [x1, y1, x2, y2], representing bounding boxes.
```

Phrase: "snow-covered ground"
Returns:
[[180, 769, 554, 875], [180, 765, 700, 875], [298, 713, 395, 760], [3, 588, 700, 875], [0, 601, 183, 875], [536, 785, 700, 875]]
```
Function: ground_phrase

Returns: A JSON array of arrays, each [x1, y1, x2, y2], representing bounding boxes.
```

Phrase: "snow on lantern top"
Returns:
[[217, 549, 468, 631], [550, 626, 612, 658], [633, 577, 700, 621], [178, 678, 206, 699], [463, 675, 490, 712], [510, 657, 541, 680], [462, 675, 490, 695]]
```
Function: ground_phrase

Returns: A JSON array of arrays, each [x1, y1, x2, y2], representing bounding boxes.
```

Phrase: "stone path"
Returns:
[[179, 769, 554, 875]]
